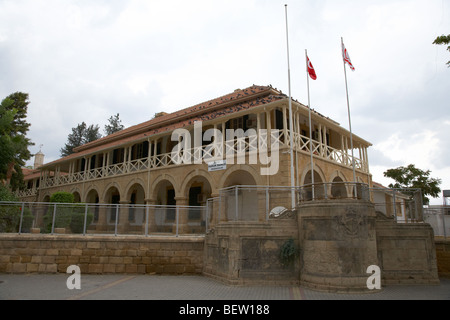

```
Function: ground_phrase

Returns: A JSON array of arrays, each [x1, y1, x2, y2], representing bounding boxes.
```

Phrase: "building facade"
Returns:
[[19, 84, 372, 210]]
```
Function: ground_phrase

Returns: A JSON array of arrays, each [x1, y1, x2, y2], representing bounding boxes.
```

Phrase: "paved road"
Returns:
[[1, 274, 449, 301]]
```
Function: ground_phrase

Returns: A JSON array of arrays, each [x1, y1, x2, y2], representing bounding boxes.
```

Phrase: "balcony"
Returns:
[[34, 127, 368, 191]]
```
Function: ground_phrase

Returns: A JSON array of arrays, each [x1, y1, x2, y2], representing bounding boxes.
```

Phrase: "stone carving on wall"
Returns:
[[335, 207, 366, 238]]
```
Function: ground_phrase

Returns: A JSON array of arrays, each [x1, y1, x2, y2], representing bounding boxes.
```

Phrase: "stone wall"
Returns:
[[297, 199, 379, 293], [0, 234, 204, 275], [375, 213, 440, 285], [435, 239, 450, 278], [203, 217, 300, 286]]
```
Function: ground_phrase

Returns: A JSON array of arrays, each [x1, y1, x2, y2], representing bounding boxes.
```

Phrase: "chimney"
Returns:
[[34, 150, 45, 169]]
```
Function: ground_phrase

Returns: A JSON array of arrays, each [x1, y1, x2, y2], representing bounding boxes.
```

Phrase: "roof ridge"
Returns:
[[74, 85, 276, 153]]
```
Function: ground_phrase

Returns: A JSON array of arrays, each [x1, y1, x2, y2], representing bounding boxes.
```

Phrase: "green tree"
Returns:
[[43, 191, 93, 234], [104, 113, 124, 136], [383, 164, 442, 205], [0, 92, 34, 189], [433, 34, 450, 67], [60, 122, 102, 157]]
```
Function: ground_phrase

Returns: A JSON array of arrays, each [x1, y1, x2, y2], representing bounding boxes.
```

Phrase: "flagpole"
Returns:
[[341, 37, 357, 194], [305, 49, 315, 200], [285, 4, 296, 209]]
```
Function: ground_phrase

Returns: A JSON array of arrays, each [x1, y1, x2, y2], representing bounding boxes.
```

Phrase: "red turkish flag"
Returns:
[[307, 55, 317, 80]]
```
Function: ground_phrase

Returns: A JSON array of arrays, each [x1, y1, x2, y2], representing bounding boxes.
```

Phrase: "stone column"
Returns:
[[174, 197, 189, 235], [117, 200, 131, 234], [95, 202, 108, 232], [143, 198, 158, 234]]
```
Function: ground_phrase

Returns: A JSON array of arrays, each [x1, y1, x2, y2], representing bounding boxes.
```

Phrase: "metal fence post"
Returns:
[[205, 200, 210, 232], [51, 203, 57, 234], [114, 204, 119, 236], [83, 203, 88, 236], [392, 190, 397, 221], [176, 206, 179, 237], [145, 205, 149, 237], [18, 202, 25, 235], [235, 185, 239, 221], [266, 186, 269, 221], [442, 208, 447, 239], [219, 193, 222, 223]]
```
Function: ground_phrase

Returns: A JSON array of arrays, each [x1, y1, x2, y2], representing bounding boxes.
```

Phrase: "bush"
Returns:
[[279, 238, 299, 267], [43, 192, 93, 233], [0, 204, 21, 232], [19, 207, 34, 233], [0, 185, 21, 232], [69, 205, 94, 234], [50, 192, 74, 204]]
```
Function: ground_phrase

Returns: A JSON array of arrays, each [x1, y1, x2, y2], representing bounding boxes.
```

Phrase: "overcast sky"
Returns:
[[0, 0, 449, 204]]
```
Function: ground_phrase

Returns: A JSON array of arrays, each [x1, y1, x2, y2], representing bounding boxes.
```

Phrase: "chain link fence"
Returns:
[[2, 184, 429, 236], [0, 201, 206, 236], [423, 206, 450, 238], [205, 184, 425, 231]]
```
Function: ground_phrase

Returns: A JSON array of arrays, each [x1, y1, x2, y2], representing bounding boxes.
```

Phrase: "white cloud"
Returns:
[[0, 0, 449, 199], [374, 130, 439, 168]]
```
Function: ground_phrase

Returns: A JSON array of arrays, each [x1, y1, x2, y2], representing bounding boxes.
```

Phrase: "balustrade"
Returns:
[[34, 129, 367, 190]]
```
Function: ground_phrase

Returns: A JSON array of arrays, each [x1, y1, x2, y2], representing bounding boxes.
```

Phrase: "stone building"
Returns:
[[19, 84, 371, 208], [12, 84, 440, 291]]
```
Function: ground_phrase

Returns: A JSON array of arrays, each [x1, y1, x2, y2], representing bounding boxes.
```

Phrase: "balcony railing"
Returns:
[[31, 128, 367, 191]]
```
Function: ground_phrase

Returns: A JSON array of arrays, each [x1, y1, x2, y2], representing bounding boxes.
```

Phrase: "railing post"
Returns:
[[219, 192, 222, 223], [266, 186, 269, 221], [442, 208, 447, 239], [114, 204, 119, 236], [392, 190, 397, 222], [235, 185, 239, 221], [145, 205, 149, 237], [51, 203, 57, 234], [18, 202, 25, 235], [176, 206, 179, 237], [83, 203, 88, 236], [205, 200, 209, 232]]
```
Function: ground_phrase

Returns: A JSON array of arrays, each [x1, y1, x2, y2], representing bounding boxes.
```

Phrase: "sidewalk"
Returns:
[[1, 273, 449, 300]]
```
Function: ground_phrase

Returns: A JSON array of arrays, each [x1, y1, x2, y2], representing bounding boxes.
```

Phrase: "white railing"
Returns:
[[36, 129, 367, 190]]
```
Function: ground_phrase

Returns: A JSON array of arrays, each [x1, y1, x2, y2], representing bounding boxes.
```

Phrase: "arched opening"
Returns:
[[72, 191, 81, 203], [223, 170, 258, 221], [153, 179, 176, 232], [104, 186, 120, 224], [331, 176, 347, 199], [127, 183, 146, 227], [185, 176, 212, 231], [223, 170, 257, 187], [86, 189, 100, 223], [303, 169, 324, 200]]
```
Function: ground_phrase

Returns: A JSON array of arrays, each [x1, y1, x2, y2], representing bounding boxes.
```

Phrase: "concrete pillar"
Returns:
[[174, 197, 189, 235], [143, 198, 158, 234], [117, 200, 131, 234]]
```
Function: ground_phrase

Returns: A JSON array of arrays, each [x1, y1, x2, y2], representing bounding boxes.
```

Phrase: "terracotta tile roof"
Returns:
[[41, 85, 286, 168]]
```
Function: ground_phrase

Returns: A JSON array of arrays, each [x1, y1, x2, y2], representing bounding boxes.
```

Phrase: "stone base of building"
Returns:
[[375, 212, 440, 285], [204, 199, 440, 292], [0, 198, 441, 293], [297, 199, 380, 293], [203, 219, 300, 286], [0, 234, 204, 275]]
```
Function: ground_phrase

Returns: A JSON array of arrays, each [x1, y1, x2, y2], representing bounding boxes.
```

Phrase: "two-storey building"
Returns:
[[19, 84, 372, 230]]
